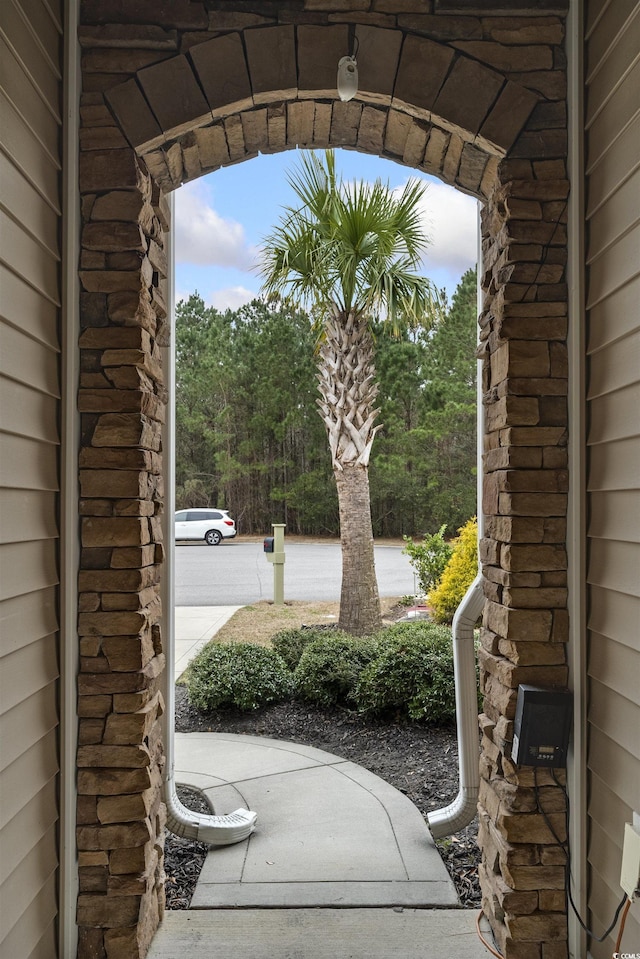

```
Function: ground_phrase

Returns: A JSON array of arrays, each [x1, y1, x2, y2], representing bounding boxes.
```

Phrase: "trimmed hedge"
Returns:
[[271, 626, 335, 670], [185, 621, 478, 726], [187, 642, 292, 712], [294, 633, 380, 707], [355, 622, 456, 723]]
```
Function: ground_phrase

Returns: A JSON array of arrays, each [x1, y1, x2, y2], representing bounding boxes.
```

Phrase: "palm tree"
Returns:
[[260, 150, 442, 636]]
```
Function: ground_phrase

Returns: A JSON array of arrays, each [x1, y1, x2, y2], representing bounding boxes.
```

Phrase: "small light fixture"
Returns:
[[337, 55, 358, 102]]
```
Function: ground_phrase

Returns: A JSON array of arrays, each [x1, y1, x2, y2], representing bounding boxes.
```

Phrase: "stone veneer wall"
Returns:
[[75, 151, 170, 959], [74, 3, 570, 957]]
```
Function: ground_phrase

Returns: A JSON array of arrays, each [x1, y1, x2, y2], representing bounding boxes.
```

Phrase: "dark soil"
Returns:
[[164, 686, 481, 908]]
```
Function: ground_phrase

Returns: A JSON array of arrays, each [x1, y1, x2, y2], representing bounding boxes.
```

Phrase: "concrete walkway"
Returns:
[[175, 733, 457, 909], [154, 608, 491, 958]]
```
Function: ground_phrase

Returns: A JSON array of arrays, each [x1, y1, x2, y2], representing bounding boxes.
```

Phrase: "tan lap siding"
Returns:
[[585, 2, 640, 955], [0, 1, 63, 956]]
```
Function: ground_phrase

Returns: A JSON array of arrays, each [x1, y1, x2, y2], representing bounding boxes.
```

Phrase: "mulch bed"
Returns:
[[164, 686, 481, 908]]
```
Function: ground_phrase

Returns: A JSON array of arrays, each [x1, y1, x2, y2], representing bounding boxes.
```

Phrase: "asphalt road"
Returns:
[[174, 541, 418, 606]]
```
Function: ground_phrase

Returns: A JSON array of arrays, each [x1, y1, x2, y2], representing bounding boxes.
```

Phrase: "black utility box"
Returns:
[[263, 536, 274, 553], [512, 685, 572, 767]]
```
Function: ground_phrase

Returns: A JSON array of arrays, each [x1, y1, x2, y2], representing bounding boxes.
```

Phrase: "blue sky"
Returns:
[[174, 149, 478, 311]]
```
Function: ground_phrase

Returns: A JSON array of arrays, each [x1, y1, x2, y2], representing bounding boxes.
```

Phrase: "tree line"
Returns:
[[175, 266, 477, 540]]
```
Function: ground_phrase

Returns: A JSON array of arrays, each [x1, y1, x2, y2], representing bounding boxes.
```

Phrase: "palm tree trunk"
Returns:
[[335, 463, 381, 635], [317, 307, 382, 635]]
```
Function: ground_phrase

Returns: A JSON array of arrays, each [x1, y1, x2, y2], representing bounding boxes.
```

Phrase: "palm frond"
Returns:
[[259, 149, 441, 327]]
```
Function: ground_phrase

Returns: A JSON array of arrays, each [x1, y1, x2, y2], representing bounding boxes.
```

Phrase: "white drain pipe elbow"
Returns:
[[164, 778, 257, 845], [427, 575, 484, 839]]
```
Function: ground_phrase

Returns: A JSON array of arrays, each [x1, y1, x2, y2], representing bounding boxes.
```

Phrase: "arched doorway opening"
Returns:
[[76, 15, 570, 959]]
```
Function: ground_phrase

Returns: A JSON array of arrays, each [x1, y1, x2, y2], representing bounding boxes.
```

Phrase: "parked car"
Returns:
[[174, 508, 237, 545]]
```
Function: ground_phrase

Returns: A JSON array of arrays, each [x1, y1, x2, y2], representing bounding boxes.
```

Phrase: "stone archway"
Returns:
[[76, 10, 570, 959]]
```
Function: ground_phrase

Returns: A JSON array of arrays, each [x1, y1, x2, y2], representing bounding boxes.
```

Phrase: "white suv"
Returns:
[[174, 508, 237, 545]]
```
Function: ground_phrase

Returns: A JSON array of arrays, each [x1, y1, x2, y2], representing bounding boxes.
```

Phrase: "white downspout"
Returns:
[[427, 576, 484, 838], [160, 191, 256, 845], [428, 208, 484, 839]]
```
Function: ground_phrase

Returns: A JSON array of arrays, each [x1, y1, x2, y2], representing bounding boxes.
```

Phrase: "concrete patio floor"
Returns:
[[148, 908, 491, 958]]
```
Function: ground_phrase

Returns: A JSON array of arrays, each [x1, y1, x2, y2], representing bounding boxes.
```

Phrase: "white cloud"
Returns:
[[174, 180, 258, 271], [389, 177, 477, 280], [416, 181, 478, 275], [206, 286, 257, 311]]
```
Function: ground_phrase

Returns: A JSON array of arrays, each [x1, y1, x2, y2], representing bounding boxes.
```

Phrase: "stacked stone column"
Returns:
[[477, 147, 570, 958], [76, 113, 170, 956]]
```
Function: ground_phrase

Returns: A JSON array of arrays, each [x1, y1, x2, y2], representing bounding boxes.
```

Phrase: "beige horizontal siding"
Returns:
[[0, 877, 57, 959], [589, 635, 640, 702], [0, 729, 59, 832], [0, 265, 60, 346], [0, 686, 59, 772], [0, 588, 58, 657], [0, 2, 62, 955], [588, 871, 639, 959], [587, 272, 640, 350], [588, 437, 640, 491], [0, 4, 61, 118], [8, 0, 61, 64], [0, 777, 58, 887], [0, 433, 59, 492], [588, 726, 639, 813], [587, 382, 640, 445], [589, 678, 640, 760], [0, 829, 58, 948], [0, 323, 60, 395], [0, 634, 59, 713], [585, 0, 639, 79], [585, 105, 640, 200], [0, 88, 60, 203], [0, 489, 58, 545], [0, 377, 60, 444], [588, 491, 640, 542], [587, 331, 640, 398], [588, 586, 639, 648], [586, 228, 640, 306], [588, 538, 640, 597], [585, 3, 640, 954], [1, 153, 60, 257], [0, 541, 59, 602], [0, 207, 61, 301], [585, 5, 640, 119], [587, 168, 640, 257], [588, 777, 635, 848], [586, 59, 640, 158], [0, 38, 60, 159]]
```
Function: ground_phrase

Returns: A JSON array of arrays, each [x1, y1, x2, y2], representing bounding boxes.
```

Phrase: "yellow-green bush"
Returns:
[[427, 517, 478, 624]]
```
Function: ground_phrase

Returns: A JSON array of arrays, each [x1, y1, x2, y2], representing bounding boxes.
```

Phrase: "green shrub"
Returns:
[[354, 622, 456, 724], [428, 517, 478, 624], [271, 627, 329, 670], [403, 525, 453, 597], [294, 633, 379, 708], [187, 642, 293, 712]]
